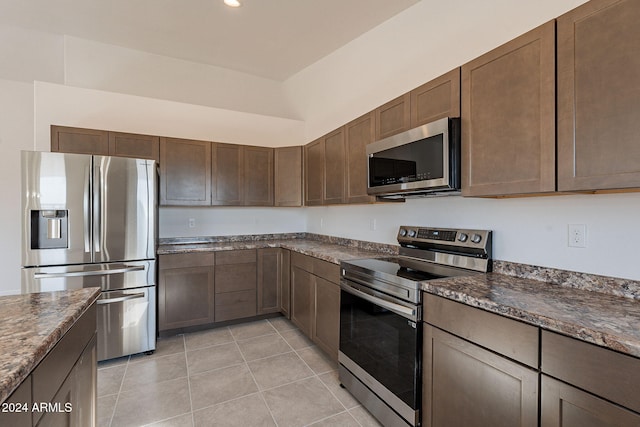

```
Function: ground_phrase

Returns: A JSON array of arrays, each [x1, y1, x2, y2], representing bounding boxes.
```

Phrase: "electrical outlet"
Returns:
[[568, 224, 586, 248], [370, 219, 377, 231], [188, 218, 196, 229], [320, 217, 324, 229]]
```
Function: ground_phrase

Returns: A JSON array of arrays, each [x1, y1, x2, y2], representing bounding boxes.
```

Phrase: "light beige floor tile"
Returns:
[[236, 334, 292, 361], [111, 377, 191, 427], [187, 342, 244, 375], [185, 327, 234, 351], [193, 393, 276, 427], [297, 346, 338, 374], [229, 320, 276, 340], [143, 412, 194, 427], [267, 316, 297, 332], [97, 394, 117, 427], [189, 363, 258, 410], [308, 411, 361, 427], [247, 351, 313, 390], [262, 377, 344, 427], [146, 335, 185, 359], [279, 328, 314, 350], [349, 406, 383, 427], [98, 355, 129, 370], [318, 371, 360, 409], [98, 364, 127, 397], [121, 353, 187, 391]]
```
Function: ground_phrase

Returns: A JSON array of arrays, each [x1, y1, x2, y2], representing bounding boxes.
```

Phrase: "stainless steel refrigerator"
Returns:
[[21, 151, 157, 361]]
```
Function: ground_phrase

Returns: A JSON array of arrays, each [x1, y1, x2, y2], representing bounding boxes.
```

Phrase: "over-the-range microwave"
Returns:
[[366, 117, 461, 199]]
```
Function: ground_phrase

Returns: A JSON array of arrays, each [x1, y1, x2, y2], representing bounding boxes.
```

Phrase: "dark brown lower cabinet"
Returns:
[[423, 325, 538, 427], [214, 250, 257, 322], [279, 250, 291, 318], [541, 375, 640, 427], [257, 248, 288, 315], [311, 277, 340, 359], [158, 253, 215, 331], [291, 265, 314, 337]]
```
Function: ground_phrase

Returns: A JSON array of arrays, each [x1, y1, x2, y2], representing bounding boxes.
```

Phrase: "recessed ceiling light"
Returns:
[[224, 0, 241, 7]]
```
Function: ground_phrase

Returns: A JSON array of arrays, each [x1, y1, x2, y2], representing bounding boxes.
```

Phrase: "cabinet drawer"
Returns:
[[215, 263, 257, 293], [159, 253, 214, 270], [32, 303, 96, 414], [215, 290, 257, 322], [215, 249, 256, 265], [424, 294, 539, 368], [313, 258, 340, 284], [542, 330, 640, 413], [291, 252, 313, 272]]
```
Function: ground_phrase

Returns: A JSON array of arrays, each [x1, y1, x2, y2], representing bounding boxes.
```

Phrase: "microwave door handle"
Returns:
[[340, 282, 418, 321]]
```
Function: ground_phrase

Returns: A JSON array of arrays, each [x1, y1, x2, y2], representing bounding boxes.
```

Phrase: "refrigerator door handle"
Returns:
[[33, 265, 146, 279], [84, 165, 91, 253], [97, 292, 146, 305], [93, 163, 102, 254]]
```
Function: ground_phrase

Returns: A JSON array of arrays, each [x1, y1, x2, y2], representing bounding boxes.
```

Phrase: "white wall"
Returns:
[[0, 26, 64, 84], [64, 37, 298, 119], [0, 79, 35, 295]]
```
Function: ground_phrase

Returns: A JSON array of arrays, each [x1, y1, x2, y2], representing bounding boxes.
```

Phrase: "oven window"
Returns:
[[340, 289, 420, 409], [369, 134, 444, 187]]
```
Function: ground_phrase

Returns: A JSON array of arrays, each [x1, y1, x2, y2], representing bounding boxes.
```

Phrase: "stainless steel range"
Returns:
[[339, 226, 492, 427]]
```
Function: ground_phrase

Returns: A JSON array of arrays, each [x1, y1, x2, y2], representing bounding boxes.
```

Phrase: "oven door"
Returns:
[[339, 278, 421, 426]]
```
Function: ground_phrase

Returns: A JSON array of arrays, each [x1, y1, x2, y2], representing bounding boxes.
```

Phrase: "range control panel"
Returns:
[[397, 226, 492, 252]]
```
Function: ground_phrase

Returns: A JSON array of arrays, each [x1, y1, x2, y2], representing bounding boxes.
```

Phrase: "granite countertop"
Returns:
[[0, 288, 100, 404], [422, 273, 640, 358]]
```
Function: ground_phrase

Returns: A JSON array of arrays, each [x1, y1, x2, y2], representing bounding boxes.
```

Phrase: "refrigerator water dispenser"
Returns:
[[30, 210, 68, 249]]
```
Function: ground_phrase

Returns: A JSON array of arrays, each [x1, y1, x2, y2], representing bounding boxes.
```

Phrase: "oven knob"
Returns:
[[408, 229, 417, 238], [399, 228, 407, 237], [471, 233, 482, 244], [458, 233, 468, 242]]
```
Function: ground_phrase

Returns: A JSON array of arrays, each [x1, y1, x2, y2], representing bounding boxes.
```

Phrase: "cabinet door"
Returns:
[[244, 146, 274, 206], [274, 146, 303, 207], [108, 131, 160, 161], [159, 137, 212, 206], [423, 325, 538, 427], [51, 125, 109, 155], [461, 21, 556, 196], [312, 277, 340, 361], [257, 248, 281, 315], [541, 375, 640, 427], [304, 138, 324, 206], [323, 128, 346, 204], [279, 249, 291, 318], [375, 93, 411, 140], [345, 113, 376, 204], [410, 68, 461, 128], [291, 265, 314, 336], [212, 143, 244, 206], [557, 0, 640, 191], [158, 253, 215, 331]]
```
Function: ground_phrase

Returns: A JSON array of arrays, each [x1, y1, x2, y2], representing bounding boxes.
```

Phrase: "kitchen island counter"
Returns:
[[0, 287, 100, 404]]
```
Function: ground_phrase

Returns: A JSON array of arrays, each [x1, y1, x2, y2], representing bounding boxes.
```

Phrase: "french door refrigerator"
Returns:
[[21, 151, 157, 361]]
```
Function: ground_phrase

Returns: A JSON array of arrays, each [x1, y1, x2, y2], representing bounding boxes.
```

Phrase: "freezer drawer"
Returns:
[[22, 260, 156, 293], [97, 287, 156, 361]]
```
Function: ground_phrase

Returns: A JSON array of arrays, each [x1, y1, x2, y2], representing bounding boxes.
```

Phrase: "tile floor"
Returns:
[[98, 317, 383, 427]]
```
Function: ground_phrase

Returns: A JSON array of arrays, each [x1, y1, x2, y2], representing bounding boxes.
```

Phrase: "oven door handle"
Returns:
[[341, 282, 418, 321]]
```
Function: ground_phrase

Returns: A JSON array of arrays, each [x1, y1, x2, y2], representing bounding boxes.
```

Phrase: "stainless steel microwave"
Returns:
[[366, 117, 460, 198]]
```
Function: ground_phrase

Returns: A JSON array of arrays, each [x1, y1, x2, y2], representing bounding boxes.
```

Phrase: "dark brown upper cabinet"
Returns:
[[461, 21, 556, 197], [51, 126, 159, 161], [375, 93, 411, 140], [160, 137, 212, 206], [108, 131, 160, 161], [244, 146, 274, 206], [323, 128, 346, 204], [274, 146, 303, 207], [304, 138, 325, 206], [212, 142, 244, 206], [557, 0, 640, 192], [345, 112, 376, 204], [51, 126, 109, 156], [410, 68, 461, 128]]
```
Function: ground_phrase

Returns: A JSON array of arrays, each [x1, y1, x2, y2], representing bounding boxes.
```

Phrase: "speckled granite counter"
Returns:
[[158, 233, 397, 264], [422, 273, 640, 358], [0, 288, 100, 404]]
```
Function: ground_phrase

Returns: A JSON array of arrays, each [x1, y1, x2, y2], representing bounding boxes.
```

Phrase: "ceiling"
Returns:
[[0, 0, 419, 81]]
